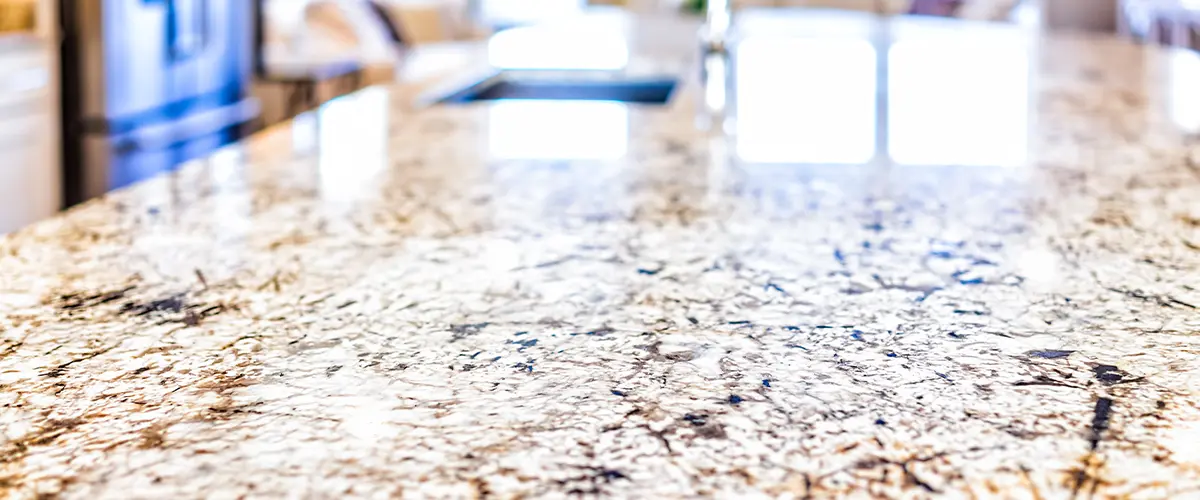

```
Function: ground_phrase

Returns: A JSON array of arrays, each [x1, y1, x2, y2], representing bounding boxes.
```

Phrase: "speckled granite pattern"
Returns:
[[3, 12, 1200, 499]]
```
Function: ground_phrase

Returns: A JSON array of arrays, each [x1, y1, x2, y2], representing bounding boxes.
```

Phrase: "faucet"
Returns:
[[698, 0, 735, 131], [700, 0, 733, 56]]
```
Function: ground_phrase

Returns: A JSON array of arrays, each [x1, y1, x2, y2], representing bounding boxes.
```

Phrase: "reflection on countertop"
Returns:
[[3, 8, 1200, 498]]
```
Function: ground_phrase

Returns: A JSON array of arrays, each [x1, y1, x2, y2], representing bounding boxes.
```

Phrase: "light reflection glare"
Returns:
[[1017, 248, 1059, 288], [888, 38, 1029, 166], [735, 37, 877, 164], [291, 112, 319, 155], [488, 25, 629, 70], [207, 147, 243, 185], [488, 100, 628, 160], [1165, 418, 1200, 465], [317, 88, 389, 201], [203, 147, 251, 249], [1168, 50, 1200, 133]]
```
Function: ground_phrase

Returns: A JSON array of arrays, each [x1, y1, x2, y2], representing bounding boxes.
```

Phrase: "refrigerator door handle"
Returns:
[[154, 0, 209, 61]]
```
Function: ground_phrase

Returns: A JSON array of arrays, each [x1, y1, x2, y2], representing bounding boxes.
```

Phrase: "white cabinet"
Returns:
[[0, 41, 58, 234]]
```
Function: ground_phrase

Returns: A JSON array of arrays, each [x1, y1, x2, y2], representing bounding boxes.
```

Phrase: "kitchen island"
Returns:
[[3, 9, 1200, 498]]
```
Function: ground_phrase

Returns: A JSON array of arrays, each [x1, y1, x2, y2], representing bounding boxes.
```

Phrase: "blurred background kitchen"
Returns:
[[0, 0, 1196, 233]]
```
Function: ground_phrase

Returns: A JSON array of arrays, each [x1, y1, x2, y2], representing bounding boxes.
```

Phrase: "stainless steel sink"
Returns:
[[435, 74, 678, 105]]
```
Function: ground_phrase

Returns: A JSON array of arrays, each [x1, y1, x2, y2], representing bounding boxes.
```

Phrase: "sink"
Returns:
[[436, 74, 678, 105]]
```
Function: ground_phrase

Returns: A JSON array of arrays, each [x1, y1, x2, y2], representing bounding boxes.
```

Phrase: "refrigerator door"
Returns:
[[62, 0, 258, 205], [78, 0, 252, 125]]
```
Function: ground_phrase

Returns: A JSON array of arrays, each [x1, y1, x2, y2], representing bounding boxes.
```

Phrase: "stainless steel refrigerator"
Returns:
[[58, 0, 259, 205]]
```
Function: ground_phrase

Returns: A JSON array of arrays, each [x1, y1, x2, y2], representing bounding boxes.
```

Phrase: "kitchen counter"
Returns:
[[3, 9, 1200, 498]]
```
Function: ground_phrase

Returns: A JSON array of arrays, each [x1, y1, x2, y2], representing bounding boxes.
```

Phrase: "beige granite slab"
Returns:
[[2, 9, 1200, 499]]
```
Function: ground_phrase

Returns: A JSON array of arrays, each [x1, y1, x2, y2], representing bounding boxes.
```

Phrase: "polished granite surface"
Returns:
[[4, 9, 1200, 499]]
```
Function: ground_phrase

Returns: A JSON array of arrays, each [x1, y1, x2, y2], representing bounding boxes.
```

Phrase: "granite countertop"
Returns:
[[4, 9, 1200, 499]]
